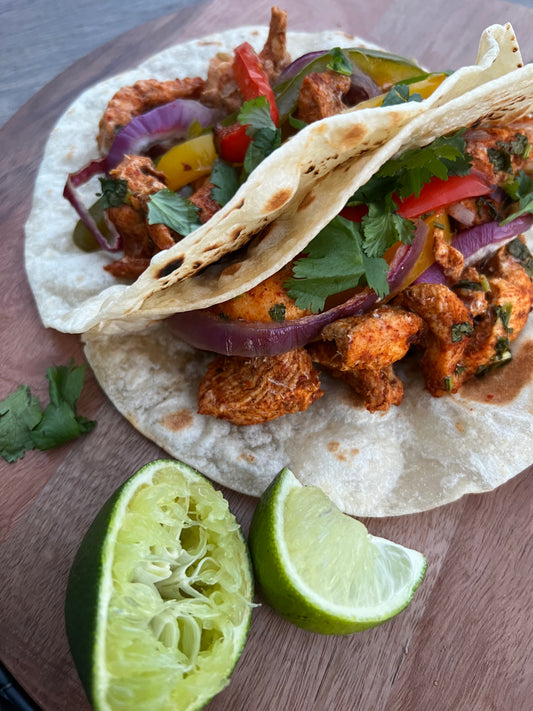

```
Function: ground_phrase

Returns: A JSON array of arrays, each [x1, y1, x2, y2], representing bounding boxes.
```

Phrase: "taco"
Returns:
[[25, 11, 533, 515]]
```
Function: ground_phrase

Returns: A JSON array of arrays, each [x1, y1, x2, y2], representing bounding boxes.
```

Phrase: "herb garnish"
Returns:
[[382, 83, 422, 106], [488, 133, 530, 173], [286, 132, 473, 312], [96, 177, 128, 208], [210, 158, 240, 207], [147, 189, 201, 235], [0, 362, 96, 463], [507, 238, 533, 278], [285, 216, 389, 313], [451, 321, 474, 343], [500, 170, 533, 225], [239, 96, 282, 178], [327, 47, 353, 76], [269, 303, 287, 322]]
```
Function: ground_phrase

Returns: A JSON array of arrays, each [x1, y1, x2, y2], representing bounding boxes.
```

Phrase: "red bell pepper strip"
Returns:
[[233, 42, 280, 124], [218, 42, 279, 163], [396, 173, 492, 219]]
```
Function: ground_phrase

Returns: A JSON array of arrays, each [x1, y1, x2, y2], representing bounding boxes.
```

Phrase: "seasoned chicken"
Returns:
[[214, 263, 313, 322], [454, 242, 533, 382], [307, 306, 423, 412], [200, 52, 243, 115], [97, 77, 205, 153], [395, 283, 474, 396], [258, 6, 292, 82], [110, 154, 168, 209], [313, 306, 424, 370], [296, 70, 351, 124], [106, 155, 178, 275], [464, 120, 533, 186], [105, 204, 153, 278], [189, 179, 222, 224], [451, 266, 489, 318], [198, 348, 323, 425], [340, 366, 405, 413]]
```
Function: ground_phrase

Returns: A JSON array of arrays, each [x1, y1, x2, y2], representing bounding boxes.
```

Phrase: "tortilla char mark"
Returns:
[[158, 256, 185, 279], [161, 409, 195, 431]]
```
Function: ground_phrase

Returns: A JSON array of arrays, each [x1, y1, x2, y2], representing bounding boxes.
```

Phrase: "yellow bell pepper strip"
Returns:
[[157, 132, 217, 191]]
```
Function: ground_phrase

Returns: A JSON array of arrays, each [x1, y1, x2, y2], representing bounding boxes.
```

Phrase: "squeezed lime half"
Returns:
[[248, 468, 426, 634], [65, 459, 253, 711]]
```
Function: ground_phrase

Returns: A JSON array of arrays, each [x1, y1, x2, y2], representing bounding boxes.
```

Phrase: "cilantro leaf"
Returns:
[[285, 216, 389, 312], [377, 133, 472, 198], [382, 83, 422, 106], [238, 96, 277, 131], [0, 362, 96, 463], [210, 158, 240, 206], [327, 47, 353, 76], [0, 386, 42, 462], [96, 177, 128, 209], [361, 198, 415, 256], [500, 170, 533, 225], [238, 97, 282, 177], [148, 189, 201, 235]]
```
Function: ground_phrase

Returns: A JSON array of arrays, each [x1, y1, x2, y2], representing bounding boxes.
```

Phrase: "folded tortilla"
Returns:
[[26, 22, 524, 335], [26, 22, 533, 515]]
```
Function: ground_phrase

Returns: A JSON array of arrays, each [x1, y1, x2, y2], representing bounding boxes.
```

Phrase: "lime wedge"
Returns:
[[248, 468, 426, 634], [65, 459, 253, 711]]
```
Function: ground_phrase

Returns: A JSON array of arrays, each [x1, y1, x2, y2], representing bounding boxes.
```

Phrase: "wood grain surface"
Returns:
[[1, 1, 533, 710]]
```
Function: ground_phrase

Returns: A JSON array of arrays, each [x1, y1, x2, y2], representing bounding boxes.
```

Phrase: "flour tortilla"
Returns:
[[25, 23, 524, 335], [27, 22, 533, 515]]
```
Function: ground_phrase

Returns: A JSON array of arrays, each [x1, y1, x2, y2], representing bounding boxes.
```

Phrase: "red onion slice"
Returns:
[[105, 99, 222, 170], [63, 158, 122, 252], [167, 222, 429, 356], [415, 214, 533, 284]]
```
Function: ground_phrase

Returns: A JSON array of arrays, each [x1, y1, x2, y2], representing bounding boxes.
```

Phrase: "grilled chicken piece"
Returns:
[[214, 263, 313, 322], [105, 204, 154, 278], [98, 77, 205, 153], [198, 348, 323, 425], [454, 243, 533, 382], [307, 306, 423, 412], [189, 180, 222, 224], [340, 366, 405, 412], [451, 266, 489, 318], [258, 6, 292, 82], [396, 283, 474, 396], [313, 306, 424, 370], [296, 70, 351, 124], [110, 155, 167, 209], [200, 52, 243, 115], [464, 120, 533, 186]]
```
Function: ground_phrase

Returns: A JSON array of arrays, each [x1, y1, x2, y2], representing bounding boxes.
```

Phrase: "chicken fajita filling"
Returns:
[[65, 8, 533, 425]]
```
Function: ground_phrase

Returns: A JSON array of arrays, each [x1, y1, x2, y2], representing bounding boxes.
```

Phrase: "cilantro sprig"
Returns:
[[0, 362, 96, 463], [285, 216, 389, 313], [147, 189, 201, 235], [239, 96, 282, 178], [285, 132, 473, 312]]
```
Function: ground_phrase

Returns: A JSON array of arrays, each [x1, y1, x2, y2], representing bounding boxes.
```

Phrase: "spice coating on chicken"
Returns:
[[313, 306, 424, 370], [97, 77, 205, 153], [258, 6, 292, 82], [396, 283, 474, 396], [296, 70, 351, 124], [197, 348, 323, 425], [306, 306, 423, 412], [214, 263, 313, 322]]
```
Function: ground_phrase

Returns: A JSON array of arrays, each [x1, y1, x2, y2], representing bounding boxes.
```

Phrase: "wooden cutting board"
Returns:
[[1, 0, 532, 709]]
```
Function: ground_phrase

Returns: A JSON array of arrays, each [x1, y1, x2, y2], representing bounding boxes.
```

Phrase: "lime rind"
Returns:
[[249, 468, 426, 634], [66, 459, 253, 711]]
